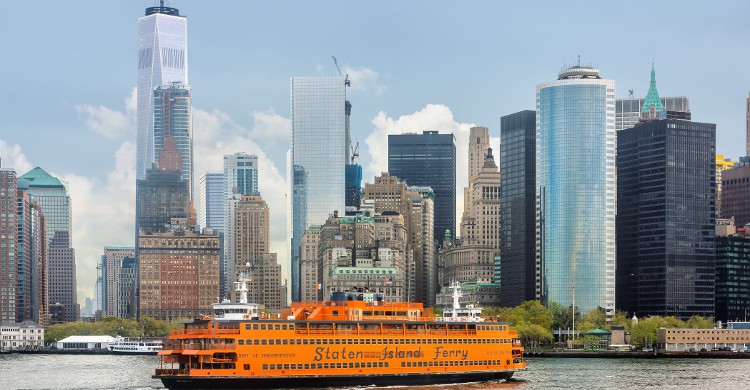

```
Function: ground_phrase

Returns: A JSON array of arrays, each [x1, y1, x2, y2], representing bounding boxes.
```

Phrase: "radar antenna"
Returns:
[[332, 56, 351, 87]]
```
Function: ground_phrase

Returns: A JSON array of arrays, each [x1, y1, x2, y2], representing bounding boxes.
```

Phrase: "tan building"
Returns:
[[716, 154, 737, 218], [233, 195, 286, 309], [657, 326, 750, 351], [300, 225, 322, 302], [441, 148, 501, 293], [102, 247, 134, 317], [138, 229, 220, 322], [464, 126, 491, 226]]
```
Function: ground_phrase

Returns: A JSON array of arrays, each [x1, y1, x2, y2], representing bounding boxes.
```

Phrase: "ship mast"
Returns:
[[449, 280, 462, 320], [235, 262, 250, 304]]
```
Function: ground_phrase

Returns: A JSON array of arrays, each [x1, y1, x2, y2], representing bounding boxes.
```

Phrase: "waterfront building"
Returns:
[[0, 320, 44, 351], [55, 335, 114, 351], [198, 172, 223, 232], [136, 3, 188, 180], [536, 64, 616, 316], [289, 76, 350, 302], [499, 110, 538, 306], [435, 281, 501, 308], [617, 119, 716, 319], [388, 131, 456, 246], [19, 167, 78, 323], [657, 327, 750, 351], [300, 225, 322, 302], [117, 256, 137, 319], [715, 232, 750, 323], [153, 82, 193, 196], [0, 166, 18, 322], [233, 195, 286, 309], [720, 165, 750, 228], [102, 247, 134, 317], [138, 227, 220, 322], [615, 67, 689, 131], [716, 154, 738, 218], [441, 147, 500, 301]]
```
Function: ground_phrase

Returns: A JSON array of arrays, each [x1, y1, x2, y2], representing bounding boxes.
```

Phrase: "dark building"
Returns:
[[616, 119, 716, 319], [721, 165, 750, 228], [388, 131, 456, 245], [136, 167, 189, 235], [715, 235, 750, 323], [499, 110, 537, 307], [345, 163, 362, 209]]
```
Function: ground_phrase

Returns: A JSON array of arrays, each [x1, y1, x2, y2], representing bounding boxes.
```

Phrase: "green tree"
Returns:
[[686, 315, 715, 329], [515, 322, 553, 349]]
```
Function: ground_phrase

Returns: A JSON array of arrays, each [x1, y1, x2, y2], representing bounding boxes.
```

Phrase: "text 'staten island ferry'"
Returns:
[[154, 271, 526, 389]]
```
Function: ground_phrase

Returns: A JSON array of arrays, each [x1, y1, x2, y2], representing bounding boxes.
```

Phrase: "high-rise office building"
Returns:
[[16, 187, 47, 325], [153, 82, 193, 196], [716, 154, 737, 218], [300, 225, 322, 302], [388, 131, 456, 246], [617, 119, 716, 319], [102, 247, 134, 317], [289, 76, 350, 302], [136, 3, 187, 180], [19, 167, 78, 323], [746, 91, 750, 156], [615, 67, 689, 131], [721, 165, 750, 228], [715, 221, 750, 323], [198, 172, 224, 232], [536, 65, 616, 316], [224, 153, 259, 198], [0, 166, 18, 322], [345, 163, 362, 210], [117, 256, 137, 319], [500, 110, 537, 306], [136, 168, 189, 235]]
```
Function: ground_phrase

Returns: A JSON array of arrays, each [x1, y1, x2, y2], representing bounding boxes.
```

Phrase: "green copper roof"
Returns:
[[19, 167, 64, 187], [641, 64, 664, 113]]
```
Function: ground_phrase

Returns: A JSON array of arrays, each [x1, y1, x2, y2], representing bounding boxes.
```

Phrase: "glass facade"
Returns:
[[616, 119, 716, 319], [500, 110, 537, 307], [223, 153, 259, 198], [345, 163, 362, 209], [289, 76, 349, 302], [536, 66, 616, 316], [153, 82, 192, 194], [136, 7, 187, 180], [388, 131, 456, 246], [716, 235, 750, 323], [615, 97, 690, 131], [198, 172, 224, 232]]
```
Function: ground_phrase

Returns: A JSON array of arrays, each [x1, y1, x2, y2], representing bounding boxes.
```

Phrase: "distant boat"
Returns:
[[108, 337, 163, 355]]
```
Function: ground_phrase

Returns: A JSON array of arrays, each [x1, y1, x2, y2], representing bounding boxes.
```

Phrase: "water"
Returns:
[[2, 355, 750, 390]]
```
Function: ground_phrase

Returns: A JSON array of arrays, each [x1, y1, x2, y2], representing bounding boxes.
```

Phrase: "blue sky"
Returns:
[[1, 1, 749, 304]]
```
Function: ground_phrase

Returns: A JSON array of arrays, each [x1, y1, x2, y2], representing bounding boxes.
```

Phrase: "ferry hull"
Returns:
[[157, 371, 516, 389]]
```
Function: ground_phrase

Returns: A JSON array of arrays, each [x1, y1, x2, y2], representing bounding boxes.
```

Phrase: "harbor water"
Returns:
[[2, 354, 750, 389]]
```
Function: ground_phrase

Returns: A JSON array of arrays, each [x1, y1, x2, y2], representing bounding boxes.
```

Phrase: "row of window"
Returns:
[[238, 338, 511, 346], [403, 359, 508, 368], [263, 361, 389, 370]]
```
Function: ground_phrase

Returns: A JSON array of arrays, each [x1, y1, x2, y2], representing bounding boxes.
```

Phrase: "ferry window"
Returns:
[[347, 339, 353, 345], [323, 363, 329, 369], [315, 339, 321, 345], [332, 310, 339, 316], [270, 364, 276, 370], [282, 339, 288, 345], [335, 339, 341, 345], [260, 324, 266, 330], [290, 364, 296, 369], [275, 325, 281, 330], [302, 340, 308, 345], [261, 340, 267, 345], [245, 324, 252, 330], [281, 325, 287, 330], [322, 339, 328, 345], [401, 362, 406, 367], [276, 339, 281, 345], [253, 339, 259, 345], [336, 363, 341, 368], [385, 362, 389, 367], [238, 339, 244, 345], [262, 364, 268, 370], [353, 339, 359, 345], [283, 364, 289, 370], [289, 324, 296, 330], [304, 364, 310, 369], [365, 339, 371, 345], [253, 324, 259, 330], [355, 363, 361, 368], [244, 364, 250, 370]]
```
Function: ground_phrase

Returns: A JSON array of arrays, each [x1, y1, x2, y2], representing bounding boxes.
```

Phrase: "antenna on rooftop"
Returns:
[[332, 56, 351, 87], [629, 89, 634, 99]]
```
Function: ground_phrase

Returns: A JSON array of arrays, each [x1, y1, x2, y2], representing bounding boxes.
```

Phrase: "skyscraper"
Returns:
[[136, 3, 188, 180], [289, 76, 350, 302], [500, 110, 537, 307], [198, 172, 224, 232], [746, 91, 750, 156], [102, 247, 134, 317], [720, 165, 750, 229], [616, 119, 716, 319], [153, 82, 193, 196], [615, 66, 689, 131], [536, 64, 616, 317], [19, 167, 78, 323], [0, 166, 18, 322], [388, 131, 456, 245], [224, 153, 259, 198], [716, 154, 737, 218]]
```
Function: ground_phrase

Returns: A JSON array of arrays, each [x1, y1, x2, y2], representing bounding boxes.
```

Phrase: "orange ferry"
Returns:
[[154, 277, 525, 389]]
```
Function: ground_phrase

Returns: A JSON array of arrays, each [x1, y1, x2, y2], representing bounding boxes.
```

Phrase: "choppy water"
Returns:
[[2, 354, 750, 390]]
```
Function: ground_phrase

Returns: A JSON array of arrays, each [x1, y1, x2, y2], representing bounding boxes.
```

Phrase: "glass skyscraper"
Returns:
[[136, 4, 187, 180], [153, 82, 192, 195], [224, 153, 259, 198], [500, 110, 537, 307], [198, 172, 224, 232], [388, 131, 456, 246], [536, 65, 616, 316], [289, 76, 350, 302]]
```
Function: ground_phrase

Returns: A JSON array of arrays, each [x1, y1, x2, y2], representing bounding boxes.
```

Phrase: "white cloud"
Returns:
[[75, 104, 132, 139], [250, 110, 290, 141], [364, 104, 477, 235], [0, 139, 33, 173], [342, 66, 387, 95]]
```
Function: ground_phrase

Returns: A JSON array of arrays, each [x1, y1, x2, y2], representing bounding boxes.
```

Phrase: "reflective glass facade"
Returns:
[[153, 82, 192, 193], [536, 67, 616, 316], [715, 235, 750, 323], [616, 120, 716, 319], [289, 76, 349, 301], [500, 110, 537, 307], [136, 8, 187, 180], [224, 153, 259, 198], [388, 131, 456, 246], [198, 172, 224, 232]]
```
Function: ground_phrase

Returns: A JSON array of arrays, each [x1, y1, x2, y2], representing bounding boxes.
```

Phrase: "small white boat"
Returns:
[[108, 337, 163, 355]]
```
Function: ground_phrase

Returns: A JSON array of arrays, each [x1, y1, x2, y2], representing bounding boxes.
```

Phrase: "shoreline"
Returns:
[[527, 350, 750, 359]]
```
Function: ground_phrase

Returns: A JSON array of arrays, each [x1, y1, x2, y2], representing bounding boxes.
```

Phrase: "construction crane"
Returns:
[[332, 56, 351, 87], [350, 141, 359, 164]]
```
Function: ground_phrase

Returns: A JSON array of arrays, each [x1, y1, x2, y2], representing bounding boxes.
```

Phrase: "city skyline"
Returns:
[[1, 1, 749, 305]]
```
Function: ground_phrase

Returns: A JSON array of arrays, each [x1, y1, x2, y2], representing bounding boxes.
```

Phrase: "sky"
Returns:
[[1, 1, 749, 305]]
